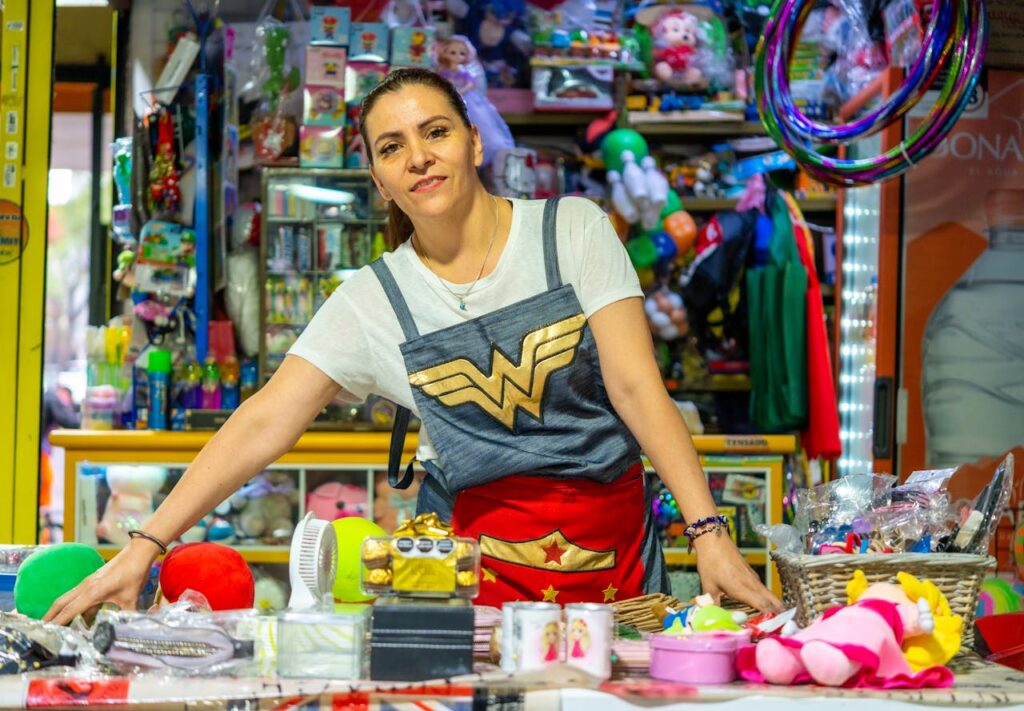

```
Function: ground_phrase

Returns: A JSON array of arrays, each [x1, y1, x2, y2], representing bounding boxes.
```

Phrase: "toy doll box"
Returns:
[[773, 551, 994, 647], [310, 7, 350, 46], [369, 597, 473, 681], [390, 26, 435, 68]]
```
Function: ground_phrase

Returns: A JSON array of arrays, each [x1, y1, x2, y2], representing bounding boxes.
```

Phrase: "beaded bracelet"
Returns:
[[127, 529, 169, 555], [683, 515, 729, 540], [684, 515, 730, 552]]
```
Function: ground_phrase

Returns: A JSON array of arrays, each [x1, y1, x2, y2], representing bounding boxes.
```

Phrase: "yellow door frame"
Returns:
[[0, 1, 55, 544]]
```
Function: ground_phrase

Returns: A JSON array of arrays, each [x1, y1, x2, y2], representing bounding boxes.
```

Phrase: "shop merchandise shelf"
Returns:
[[680, 196, 838, 213], [632, 120, 769, 137], [53, 430, 793, 595]]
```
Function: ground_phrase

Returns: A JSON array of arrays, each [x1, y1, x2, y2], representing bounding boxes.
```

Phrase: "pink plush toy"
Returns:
[[737, 571, 963, 689]]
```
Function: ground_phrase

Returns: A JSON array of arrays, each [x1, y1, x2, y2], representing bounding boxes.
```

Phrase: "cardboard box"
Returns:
[[370, 598, 473, 681], [310, 7, 351, 46]]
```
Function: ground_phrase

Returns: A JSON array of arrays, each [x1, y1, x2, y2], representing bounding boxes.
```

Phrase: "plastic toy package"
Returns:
[[783, 454, 1016, 556], [0, 611, 99, 675], [89, 599, 262, 677], [532, 64, 614, 110], [820, 0, 888, 111]]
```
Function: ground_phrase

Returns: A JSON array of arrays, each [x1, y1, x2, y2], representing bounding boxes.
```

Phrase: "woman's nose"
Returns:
[[407, 138, 435, 171]]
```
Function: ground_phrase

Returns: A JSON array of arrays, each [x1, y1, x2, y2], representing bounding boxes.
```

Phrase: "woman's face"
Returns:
[[365, 84, 482, 221]]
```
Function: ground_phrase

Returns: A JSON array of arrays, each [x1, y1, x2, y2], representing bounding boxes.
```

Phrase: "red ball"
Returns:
[[159, 542, 255, 611]]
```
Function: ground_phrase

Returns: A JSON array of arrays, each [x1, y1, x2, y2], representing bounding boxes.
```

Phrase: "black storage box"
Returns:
[[370, 597, 474, 681]]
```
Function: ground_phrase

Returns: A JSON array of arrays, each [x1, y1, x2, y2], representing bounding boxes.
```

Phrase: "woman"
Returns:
[[46, 68, 780, 624]]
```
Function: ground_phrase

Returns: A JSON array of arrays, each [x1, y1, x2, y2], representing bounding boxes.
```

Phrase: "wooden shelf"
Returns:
[[632, 121, 768, 137], [501, 111, 604, 127], [664, 550, 768, 566], [681, 196, 837, 213], [97, 545, 291, 564]]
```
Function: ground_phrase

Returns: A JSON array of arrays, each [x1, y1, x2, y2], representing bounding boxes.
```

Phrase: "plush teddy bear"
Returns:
[[737, 570, 963, 689], [233, 472, 297, 543]]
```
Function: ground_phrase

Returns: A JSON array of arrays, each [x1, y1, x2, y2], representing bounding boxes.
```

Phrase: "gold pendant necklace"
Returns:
[[415, 196, 499, 311]]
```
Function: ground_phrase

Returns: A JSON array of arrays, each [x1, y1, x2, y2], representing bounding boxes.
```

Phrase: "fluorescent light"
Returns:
[[56, 0, 109, 6], [288, 184, 356, 205]]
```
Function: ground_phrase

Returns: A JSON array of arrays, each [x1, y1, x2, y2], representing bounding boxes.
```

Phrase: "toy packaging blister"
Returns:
[[91, 603, 260, 677], [303, 85, 346, 126], [349, 22, 390, 62], [310, 6, 351, 46], [390, 26, 435, 67], [299, 125, 344, 168], [134, 221, 195, 296], [532, 64, 614, 111], [305, 46, 347, 88]]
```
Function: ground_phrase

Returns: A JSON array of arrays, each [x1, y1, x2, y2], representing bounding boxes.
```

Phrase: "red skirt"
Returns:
[[451, 463, 647, 607]]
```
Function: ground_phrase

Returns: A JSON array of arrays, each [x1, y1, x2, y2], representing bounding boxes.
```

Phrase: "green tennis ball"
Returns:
[[332, 517, 386, 603], [691, 605, 742, 632], [14, 543, 104, 620]]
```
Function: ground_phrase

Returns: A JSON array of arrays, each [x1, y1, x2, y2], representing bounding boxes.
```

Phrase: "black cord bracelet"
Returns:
[[127, 529, 169, 555]]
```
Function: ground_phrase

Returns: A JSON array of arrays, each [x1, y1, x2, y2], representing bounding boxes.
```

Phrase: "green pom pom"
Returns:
[[14, 543, 104, 620]]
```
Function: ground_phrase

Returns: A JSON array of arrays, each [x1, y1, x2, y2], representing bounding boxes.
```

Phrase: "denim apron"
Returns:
[[371, 198, 669, 606]]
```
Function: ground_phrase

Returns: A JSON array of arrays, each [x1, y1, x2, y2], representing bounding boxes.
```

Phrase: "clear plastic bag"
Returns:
[[91, 599, 259, 676], [794, 474, 896, 545], [946, 453, 1015, 554]]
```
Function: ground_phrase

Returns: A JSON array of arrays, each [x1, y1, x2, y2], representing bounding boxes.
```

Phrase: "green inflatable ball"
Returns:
[[626, 236, 659, 269], [660, 189, 683, 220], [332, 516, 387, 603], [14, 543, 104, 620], [601, 129, 649, 173]]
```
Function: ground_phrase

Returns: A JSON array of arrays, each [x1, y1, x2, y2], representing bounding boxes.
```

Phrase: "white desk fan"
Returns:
[[288, 512, 338, 610]]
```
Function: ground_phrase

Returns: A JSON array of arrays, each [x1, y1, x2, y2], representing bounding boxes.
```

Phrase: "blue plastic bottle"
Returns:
[[147, 349, 172, 430]]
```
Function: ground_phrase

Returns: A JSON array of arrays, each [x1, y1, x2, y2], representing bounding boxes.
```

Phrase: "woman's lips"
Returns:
[[411, 176, 446, 193]]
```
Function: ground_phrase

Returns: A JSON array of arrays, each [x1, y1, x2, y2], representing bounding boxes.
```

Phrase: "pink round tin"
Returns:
[[649, 631, 750, 685]]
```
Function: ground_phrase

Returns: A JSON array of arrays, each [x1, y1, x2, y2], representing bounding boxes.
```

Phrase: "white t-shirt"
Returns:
[[288, 196, 642, 462]]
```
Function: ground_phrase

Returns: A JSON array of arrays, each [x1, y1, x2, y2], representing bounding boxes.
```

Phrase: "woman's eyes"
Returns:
[[379, 127, 448, 156]]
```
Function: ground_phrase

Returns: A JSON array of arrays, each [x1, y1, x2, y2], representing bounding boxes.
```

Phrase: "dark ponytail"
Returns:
[[385, 201, 415, 250], [359, 67, 473, 249]]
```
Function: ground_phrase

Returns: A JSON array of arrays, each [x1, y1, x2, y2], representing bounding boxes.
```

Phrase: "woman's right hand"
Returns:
[[43, 539, 158, 626]]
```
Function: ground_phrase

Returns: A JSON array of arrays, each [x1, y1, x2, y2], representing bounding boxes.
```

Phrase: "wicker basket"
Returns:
[[773, 551, 995, 647]]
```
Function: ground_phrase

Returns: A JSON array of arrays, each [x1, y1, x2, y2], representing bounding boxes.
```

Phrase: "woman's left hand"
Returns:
[[694, 533, 783, 613]]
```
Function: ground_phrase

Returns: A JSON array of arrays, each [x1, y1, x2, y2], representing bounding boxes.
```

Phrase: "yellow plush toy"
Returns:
[[846, 570, 963, 671]]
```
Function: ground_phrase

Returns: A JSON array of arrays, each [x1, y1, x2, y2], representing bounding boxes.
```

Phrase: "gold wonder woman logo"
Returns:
[[408, 313, 587, 430]]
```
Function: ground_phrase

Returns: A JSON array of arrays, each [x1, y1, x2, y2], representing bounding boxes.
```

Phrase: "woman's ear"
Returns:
[[471, 125, 484, 168], [370, 166, 392, 202]]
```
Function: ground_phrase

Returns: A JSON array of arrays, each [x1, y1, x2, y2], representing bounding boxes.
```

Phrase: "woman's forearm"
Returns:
[[611, 385, 720, 526], [140, 355, 340, 544]]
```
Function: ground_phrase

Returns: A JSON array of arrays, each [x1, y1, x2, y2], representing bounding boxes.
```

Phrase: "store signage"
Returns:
[[0, 199, 27, 265]]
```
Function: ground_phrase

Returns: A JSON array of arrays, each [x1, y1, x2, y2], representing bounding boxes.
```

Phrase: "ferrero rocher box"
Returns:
[[360, 513, 480, 599]]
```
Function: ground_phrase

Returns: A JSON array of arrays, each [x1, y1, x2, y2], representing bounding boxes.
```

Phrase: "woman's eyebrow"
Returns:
[[373, 115, 452, 147]]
